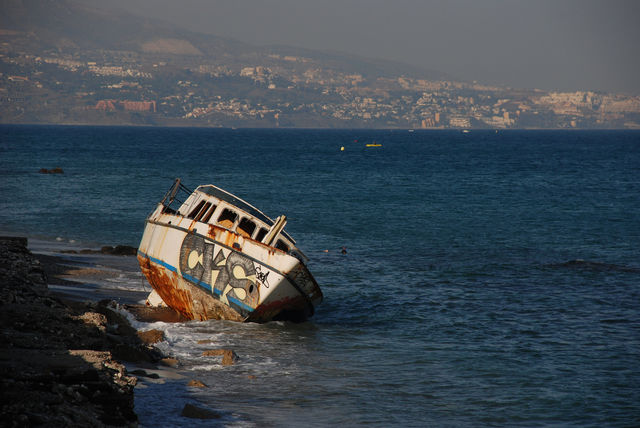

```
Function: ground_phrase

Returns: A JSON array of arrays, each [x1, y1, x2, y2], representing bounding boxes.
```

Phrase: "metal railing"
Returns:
[[160, 178, 193, 213]]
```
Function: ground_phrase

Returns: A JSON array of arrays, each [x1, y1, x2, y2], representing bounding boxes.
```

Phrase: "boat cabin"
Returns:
[[166, 184, 296, 254]]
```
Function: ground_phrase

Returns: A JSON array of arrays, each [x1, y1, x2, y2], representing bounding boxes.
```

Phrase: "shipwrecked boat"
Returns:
[[137, 179, 323, 322]]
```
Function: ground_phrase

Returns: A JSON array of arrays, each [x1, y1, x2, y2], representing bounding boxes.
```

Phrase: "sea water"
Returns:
[[1, 125, 639, 427]]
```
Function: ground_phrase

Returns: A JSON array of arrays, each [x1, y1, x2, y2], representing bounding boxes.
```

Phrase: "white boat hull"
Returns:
[[137, 207, 322, 322]]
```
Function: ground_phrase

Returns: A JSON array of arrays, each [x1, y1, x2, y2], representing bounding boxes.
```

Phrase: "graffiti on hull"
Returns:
[[179, 233, 260, 311]]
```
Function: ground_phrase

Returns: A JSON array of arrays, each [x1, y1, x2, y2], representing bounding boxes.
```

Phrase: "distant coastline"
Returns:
[[2, 122, 640, 131], [2, 1, 639, 130]]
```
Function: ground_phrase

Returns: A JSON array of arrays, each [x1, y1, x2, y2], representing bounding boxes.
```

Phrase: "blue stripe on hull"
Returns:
[[137, 249, 255, 314]]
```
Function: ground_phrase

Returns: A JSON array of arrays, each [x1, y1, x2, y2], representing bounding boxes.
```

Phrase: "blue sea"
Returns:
[[1, 125, 639, 427]]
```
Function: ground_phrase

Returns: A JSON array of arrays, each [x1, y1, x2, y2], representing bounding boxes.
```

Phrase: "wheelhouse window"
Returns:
[[187, 200, 206, 219], [275, 239, 290, 253], [217, 208, 238, 229], [255, 227, 268, 242], [201, 204, 217, 223], [237, 218, 257, 238], [194, 202, 212, 222], [162, 205, 176, 214]]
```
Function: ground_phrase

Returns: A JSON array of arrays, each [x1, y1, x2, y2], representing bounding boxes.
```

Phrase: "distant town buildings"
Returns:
[[94, 100, 156, 112], [1, 39, 639, 128]]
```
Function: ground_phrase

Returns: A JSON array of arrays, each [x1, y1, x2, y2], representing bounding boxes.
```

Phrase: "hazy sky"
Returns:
[[91, 0, 639, 94]]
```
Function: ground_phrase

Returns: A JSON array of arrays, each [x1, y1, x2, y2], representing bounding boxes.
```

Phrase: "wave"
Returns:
[[547, 259, 640, 273]]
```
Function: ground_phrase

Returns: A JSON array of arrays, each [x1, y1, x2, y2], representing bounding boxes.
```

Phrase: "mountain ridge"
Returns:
[[1, 0, 639, 128], [0, 0, 449, 80]]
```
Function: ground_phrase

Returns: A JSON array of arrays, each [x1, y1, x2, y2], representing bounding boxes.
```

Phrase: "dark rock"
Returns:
[[99, 245, 137, 256], [58, 244, 137, 256], [73, 311, 108, 332], [202, 349, 239, 366], [0, 236, 27, 246], [129, 369, 160, 379], [187, 379, 208, 388], [222, 351, 238, 366], [111, 340, 160, 364], [159, 357, 179, 368], [112, 245, 137, 256], [94, 300, 138, 337], [181, 403, 221, 419], [0, 237, 47, 293], [125, 304, 188, 323], [202, 349, 224, 357], [38, 167, 64, 174], [137, 329, 165, 344]]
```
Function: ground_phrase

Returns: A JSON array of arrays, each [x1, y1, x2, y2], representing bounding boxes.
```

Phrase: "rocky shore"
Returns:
[[0, 237, 167, 426]]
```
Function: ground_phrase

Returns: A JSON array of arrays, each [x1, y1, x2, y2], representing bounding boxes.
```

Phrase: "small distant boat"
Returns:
[[137, 179, 323, 323], [366, 142, 382, 147], [462, 130, 470, 133]]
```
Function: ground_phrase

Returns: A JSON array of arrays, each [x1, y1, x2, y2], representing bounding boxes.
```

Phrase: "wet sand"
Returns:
[[34, 251, 147, 304], [35, 251, 188, 324]]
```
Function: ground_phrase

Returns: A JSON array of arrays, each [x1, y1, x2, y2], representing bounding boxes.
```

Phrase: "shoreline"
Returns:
[[3, 123, 640, 131], [33, 249, 188, 324], [0, 236, 192, 426]]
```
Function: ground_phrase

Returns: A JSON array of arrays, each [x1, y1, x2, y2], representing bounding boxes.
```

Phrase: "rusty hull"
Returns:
[[138, 253, 245, 321], [137, 213, 321, 322]]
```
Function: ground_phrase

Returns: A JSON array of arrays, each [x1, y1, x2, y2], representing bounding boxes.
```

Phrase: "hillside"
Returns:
[[1, 0, 639, 128]]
